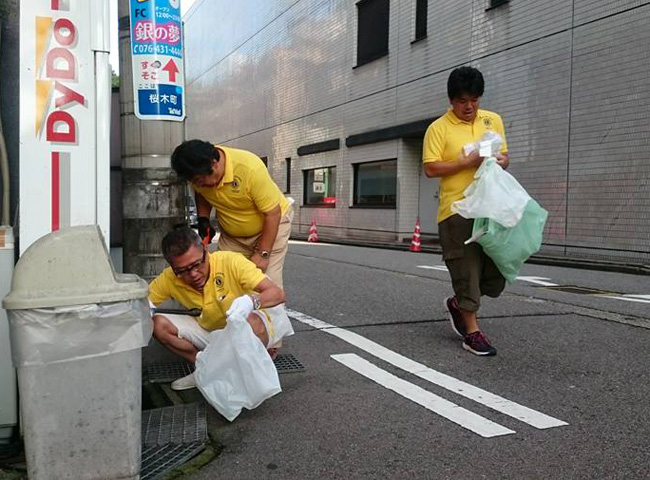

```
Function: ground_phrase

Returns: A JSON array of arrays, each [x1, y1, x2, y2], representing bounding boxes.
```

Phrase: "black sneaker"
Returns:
[[463, 331, 497, 356], [444, 296, 466, 338]]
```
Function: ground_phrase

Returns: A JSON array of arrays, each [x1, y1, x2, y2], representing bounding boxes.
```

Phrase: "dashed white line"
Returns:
[[331, 354, 515, 438], [288, 309, 568, 430]]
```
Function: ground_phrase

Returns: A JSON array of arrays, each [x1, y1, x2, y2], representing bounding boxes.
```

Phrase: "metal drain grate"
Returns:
[[142, 403, 208, 446], [274, 353, 305, 373], [542, 285, 617, 295], [146, 361, 195, 384], [141, 442, 206, 480]]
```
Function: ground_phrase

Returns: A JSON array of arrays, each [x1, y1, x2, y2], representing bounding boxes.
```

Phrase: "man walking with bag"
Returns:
[[423, 66, 510, 356], [171, 140, 293, 288], [149, 226, 291, 390]]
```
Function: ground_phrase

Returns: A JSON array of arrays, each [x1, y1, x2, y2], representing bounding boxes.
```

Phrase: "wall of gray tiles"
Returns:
[[183, 0, 650, 264]]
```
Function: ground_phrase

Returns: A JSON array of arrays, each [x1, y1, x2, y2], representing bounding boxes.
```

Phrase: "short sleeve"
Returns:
[[148, 269, 173, 305], [248, 165, 283, 213], [495, 115, 508, 153], [423, 122, 446, 164], [228, 253, 267, 291]]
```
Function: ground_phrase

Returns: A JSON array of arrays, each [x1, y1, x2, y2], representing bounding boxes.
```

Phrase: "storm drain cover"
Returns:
[[274, 353, 305, 373], [142, 403, 207, 446], [146, 353, 304, 382], [140, 403, 208, 480], [541, 285, 617, 295], [146, 361, 195, 384], [141, 442, 206, 480]]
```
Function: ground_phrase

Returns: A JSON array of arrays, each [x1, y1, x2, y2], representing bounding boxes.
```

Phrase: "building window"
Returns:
[[414, 0, 427, 41], [488, 0, 508, 9], [285, 158, 291, 194], [304, 167, 336, 206], [353, 159, 397, 207], [356, 0, 389, 67]]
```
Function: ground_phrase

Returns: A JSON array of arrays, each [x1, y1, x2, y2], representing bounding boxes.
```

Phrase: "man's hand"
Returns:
[[197, 216, 216, 245], [226, 295, 255, 319], [460, 148, 484, 169], [250, 252, 270, 272], [496, 152, 510, 170]]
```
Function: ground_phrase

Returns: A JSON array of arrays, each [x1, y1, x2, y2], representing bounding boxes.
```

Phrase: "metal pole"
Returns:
[[117, 0, 186, 279]]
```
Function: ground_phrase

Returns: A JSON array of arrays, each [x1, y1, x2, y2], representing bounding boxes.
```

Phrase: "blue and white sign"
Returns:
[[129, 0, 185, 121]]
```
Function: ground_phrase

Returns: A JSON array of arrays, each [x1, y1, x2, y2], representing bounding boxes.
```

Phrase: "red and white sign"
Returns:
[[19, 0, 111, 253]]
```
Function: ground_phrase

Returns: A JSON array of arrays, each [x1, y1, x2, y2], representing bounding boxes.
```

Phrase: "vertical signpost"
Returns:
[[19, 1, 111, 253], [129, 0, 185, 121]]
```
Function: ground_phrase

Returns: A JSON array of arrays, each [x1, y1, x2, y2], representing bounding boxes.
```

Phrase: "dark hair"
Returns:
[[161, 226, 202, 261], [171, 139, 217, 181], [447, 67, 484, 100]]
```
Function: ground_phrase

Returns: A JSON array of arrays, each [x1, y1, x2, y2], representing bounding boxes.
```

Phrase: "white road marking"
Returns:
[[597, 295, 650, 304], [417, 265, 448, 271], [331, 353, 515, 438], [515, 276, 559, 287], [288, 309, 568, 430]]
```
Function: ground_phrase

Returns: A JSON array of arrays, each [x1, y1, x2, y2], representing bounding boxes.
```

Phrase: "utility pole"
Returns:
[[117, 0, 186, 279]]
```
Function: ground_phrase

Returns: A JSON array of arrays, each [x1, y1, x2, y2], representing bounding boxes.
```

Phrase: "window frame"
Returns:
[[355, 0, 390, 68], [285, 158, 291, 194], [303, 166, 337, 208], [413, 0, 428, 43], [352, 159, 397, 209], [486, 0, 509, 11]]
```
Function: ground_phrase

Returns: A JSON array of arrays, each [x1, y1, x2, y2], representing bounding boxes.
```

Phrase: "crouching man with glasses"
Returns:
[[149, 226, 286, 391]]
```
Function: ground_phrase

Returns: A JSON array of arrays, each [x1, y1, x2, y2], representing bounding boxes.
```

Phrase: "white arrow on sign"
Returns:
[[515, 276, 558, 287]]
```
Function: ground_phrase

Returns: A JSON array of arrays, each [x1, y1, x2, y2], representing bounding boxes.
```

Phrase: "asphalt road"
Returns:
[[189, 241, 650, 480]]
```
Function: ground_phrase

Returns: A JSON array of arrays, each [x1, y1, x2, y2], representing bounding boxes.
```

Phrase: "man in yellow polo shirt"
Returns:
[[149, 226, 286, 390], [171, 140, 292, 288], [423, 66, 510, 357]]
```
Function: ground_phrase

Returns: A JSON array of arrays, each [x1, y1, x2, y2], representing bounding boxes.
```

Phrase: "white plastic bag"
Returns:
[[451, 157, 531, 228], [256, 304, 295, 348], [194, 312, 281, 421]]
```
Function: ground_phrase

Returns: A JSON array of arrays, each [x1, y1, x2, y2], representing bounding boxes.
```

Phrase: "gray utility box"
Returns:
[[3, 226, 151, 480]]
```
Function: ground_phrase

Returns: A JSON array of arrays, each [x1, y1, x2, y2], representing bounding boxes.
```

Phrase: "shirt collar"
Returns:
[[216, 147, 234, 187], [446, 108, 484, 125]]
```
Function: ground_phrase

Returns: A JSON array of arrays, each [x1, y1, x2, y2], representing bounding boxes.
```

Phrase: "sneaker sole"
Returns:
[[462, 342, 497, 356], [444, 297, 464, 339], [170, 383, 197, 391]]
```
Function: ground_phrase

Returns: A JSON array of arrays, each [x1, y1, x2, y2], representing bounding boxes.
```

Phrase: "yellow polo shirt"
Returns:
[[423, 109, 508, 223], [192, 146, 290, 237], [148, 251, 267, 331]]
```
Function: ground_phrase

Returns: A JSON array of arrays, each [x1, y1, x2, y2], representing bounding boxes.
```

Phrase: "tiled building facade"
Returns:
[[184, 0, 650, 264]]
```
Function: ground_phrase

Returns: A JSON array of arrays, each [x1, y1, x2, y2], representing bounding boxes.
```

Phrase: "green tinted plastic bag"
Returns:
[[472, 199, 548, 284]]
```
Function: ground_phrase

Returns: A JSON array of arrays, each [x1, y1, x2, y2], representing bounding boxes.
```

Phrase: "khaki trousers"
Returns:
[[216, 207, 293, 288]]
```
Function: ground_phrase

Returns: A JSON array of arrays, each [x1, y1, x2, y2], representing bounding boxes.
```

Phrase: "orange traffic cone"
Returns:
[[409, 218, 422, 252], [307, 220, 319, 242]]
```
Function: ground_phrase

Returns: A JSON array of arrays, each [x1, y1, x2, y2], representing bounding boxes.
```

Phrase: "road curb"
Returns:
[[290, 235, 650, 276]]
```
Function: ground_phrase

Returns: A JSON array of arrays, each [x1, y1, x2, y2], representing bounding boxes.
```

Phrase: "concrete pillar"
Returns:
[[118, 0, 186, 280]]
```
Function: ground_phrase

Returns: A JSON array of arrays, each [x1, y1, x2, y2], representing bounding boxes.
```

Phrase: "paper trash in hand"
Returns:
[[453, 133, 530, 228]]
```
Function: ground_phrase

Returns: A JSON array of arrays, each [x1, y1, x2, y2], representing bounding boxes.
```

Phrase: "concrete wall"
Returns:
[[183, 0, 650, 264]]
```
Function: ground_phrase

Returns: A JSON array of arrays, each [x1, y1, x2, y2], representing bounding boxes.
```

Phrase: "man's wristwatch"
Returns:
[[249, 294, 261, 310], [259, 250, 270, 259]]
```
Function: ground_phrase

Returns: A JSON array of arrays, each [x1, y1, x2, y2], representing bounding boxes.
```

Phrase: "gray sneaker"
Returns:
[[171, 372, 196, 391]]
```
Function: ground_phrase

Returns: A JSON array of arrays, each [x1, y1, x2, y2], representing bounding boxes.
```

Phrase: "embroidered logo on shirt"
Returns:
[[483, 117, 493, 127], [232, 175, 242, 192], [215, 273, 224, 287]]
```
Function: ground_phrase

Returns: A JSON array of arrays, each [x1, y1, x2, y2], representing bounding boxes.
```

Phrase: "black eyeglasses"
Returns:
[[173, 249, 207, 277]]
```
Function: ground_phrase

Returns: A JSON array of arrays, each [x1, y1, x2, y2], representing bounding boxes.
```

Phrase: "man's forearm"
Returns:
[[424, 151, 480, 178], [256, 206, 281, 252], [253, 279, 285, 307], [195, 191, 212, 218]]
